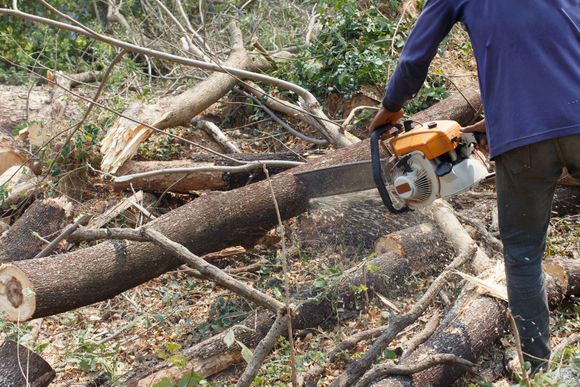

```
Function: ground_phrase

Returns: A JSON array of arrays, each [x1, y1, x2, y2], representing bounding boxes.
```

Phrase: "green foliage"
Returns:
[[66, 336, 127, 383], [191, 296, 249, 340], [154, 370, 208, 387], [0, 2, 96, 82], [281, 0, 449, 114], [155, 342, 189, 369]]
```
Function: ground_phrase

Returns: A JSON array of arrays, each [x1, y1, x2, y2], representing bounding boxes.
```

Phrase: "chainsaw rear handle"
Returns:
[[370, 124, 408, 213]]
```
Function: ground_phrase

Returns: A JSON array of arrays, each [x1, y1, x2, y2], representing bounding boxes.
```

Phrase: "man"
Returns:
[[370, 0, 580, 372]]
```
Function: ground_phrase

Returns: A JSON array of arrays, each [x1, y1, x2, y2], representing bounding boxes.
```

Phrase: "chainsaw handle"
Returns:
[[370, 125, 408, 213]]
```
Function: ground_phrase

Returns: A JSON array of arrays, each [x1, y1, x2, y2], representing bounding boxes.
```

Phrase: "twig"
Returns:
[[38, 49, 126, 185], [329, 245, 477, 386], [549, 333, 580, 368], [87, 191, 144, 229], [355, 354, 475, 387], [263, 166, 298, 387], [507, 309, 532, 387], [143, 228, 286, 313], [342, 106, 380, 127], [33, 214, 91, 258], [242, 91, 329, 145], [236, 312, 290, 387], [303, 326, 391, 387], [401, 311, 441, 359], [193, 119, 241, 154], [226, 260, 267, 275]]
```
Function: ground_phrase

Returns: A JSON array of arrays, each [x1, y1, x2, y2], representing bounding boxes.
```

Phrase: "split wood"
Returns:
[[328, 244, 477, 387]]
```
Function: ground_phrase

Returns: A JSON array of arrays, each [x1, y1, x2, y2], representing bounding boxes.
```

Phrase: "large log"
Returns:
[[0, 340, 55, 387], [113, 152, 303, 193], [129, 223, 453, 385], [0, 89, 481, 322], [374, 258, 580, 387], [0, 197, 71, 263]]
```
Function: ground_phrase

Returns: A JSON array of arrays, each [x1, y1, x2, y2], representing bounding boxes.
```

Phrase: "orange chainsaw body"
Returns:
[[389, 120, 461, 160]]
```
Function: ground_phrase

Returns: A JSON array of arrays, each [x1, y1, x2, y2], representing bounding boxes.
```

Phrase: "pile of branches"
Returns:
[[0, 2, 578, 386]]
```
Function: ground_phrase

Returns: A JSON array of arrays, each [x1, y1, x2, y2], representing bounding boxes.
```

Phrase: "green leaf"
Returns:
[[165, 342, 181, 354], [313, 278, 328, 288], [238, 341, 254, 363], [224, 330, 235, 348], [153, 377, 174, 387], [177, 370, 205, 387]]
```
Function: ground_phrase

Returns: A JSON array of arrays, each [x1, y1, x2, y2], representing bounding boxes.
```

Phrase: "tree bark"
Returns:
[[113, 152, 303, 193], [0, 340, 55, 387], [0, 86, 51, 135], [374, 258, 580, 387], [0, 197, 71, 263], [128, 223, 453, 385], [0, 89, 481, 322]]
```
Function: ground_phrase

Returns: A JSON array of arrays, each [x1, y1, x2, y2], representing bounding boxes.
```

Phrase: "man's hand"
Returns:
[[369, 107, 404, 134], [461, 119, 488, 153]]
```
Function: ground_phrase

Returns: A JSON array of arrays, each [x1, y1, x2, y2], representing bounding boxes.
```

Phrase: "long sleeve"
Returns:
[[383, 0, 459, 111]]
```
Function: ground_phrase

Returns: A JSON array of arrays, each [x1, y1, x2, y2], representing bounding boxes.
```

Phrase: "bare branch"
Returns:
[[236, 312, 290, 387], [329, 245, 477, 386], [112, 160, 304, 184], [355, 354, 475, 387]]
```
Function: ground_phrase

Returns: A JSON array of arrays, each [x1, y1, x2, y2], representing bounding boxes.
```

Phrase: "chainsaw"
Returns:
[[295, 120, 490, 213]]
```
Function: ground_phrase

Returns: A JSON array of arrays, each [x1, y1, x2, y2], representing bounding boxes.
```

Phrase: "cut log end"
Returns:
[[0, 264, 36, 321]]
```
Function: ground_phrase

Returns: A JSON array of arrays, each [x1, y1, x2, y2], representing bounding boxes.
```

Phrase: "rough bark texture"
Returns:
[[375, 258, 580, 387], [129, 223, 453, 385], [0, 86, 51, 135], [114, 152, 303, 193], [0, 89, 481, 322], [100, 23, 260, 173], [0, 197, 71, 263], [0, 340, 55, 387], [412, 87, 481, 126]]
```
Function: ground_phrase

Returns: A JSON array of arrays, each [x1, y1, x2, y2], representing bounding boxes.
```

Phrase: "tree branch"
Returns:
[[355, 354, 475, 387]]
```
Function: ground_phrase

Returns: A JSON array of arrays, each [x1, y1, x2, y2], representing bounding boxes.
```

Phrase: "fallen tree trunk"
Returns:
[[374, 258, 580, 387], [0, 89, 480, 322], [113, 152, 303, 193], [0, 340, 55, 387], [129, 223, 453, 385], [0, 197, 72, 263]]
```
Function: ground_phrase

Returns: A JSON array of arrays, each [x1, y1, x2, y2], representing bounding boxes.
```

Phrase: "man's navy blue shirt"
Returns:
[[384, 0, 580, 158]]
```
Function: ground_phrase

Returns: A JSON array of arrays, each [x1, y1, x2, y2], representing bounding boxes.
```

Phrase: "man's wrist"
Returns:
[[382, 96, 403, 113]]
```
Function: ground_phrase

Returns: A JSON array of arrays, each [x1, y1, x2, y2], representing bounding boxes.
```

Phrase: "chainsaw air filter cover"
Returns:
[[389, 120, 461, 160]]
